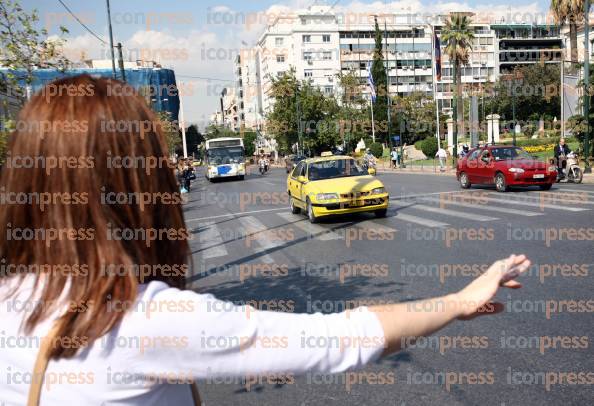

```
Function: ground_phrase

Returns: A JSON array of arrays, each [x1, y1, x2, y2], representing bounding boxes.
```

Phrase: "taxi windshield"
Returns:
[[308, 159, 366, 181]]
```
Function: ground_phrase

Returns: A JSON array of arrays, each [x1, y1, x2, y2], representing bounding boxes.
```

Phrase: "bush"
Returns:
[[419, 136, 438, 158], [414, 139, 424, 150], [368, 142, 383, 158]]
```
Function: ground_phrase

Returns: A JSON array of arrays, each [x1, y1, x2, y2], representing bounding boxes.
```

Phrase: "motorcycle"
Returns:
[[259, 160, 267, 175], [556, 152, 583, 184], [362, 157, 377, 176]]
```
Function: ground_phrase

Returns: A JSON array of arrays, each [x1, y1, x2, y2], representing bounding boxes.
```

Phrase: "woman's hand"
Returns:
[[454, 254, 531, 320]]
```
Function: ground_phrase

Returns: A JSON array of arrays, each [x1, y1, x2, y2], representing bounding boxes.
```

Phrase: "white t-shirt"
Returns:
[[0, 276, 385, 405]]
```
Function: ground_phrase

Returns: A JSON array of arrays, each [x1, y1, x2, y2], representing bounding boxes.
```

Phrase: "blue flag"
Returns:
[[366, 63, 376, 103]]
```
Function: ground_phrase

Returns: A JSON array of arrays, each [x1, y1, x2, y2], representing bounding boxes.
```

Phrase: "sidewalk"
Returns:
[[377, 162, 594, 184]]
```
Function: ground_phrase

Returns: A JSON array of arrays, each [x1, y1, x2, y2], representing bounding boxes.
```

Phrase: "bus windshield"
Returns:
[[207, 147, 245, 165]]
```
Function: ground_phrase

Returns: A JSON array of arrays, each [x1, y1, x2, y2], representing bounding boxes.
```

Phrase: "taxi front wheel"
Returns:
[[306, 199, 319, 223], [375, 208, 387, 218]]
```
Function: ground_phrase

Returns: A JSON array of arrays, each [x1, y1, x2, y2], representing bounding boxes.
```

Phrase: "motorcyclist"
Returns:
[[554, 138, 572, 177], [363, 149, 376, 169], [459, 144, 470, 158], [258, 155, 267, 174]]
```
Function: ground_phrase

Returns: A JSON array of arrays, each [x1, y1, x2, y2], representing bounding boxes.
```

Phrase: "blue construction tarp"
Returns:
[[1, 68, 179, 121]]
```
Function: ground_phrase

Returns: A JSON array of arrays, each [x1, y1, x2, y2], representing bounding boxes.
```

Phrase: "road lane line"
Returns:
[[550, 187, 594, 195], [483, 193, 589, 212], [504, 192, 594, 206], [276, 213, 342, 241], [195, 221, 228, 259], [185, 207, 286, 223], [237, 216, 284, 263], [392, 200, 498, 221], [418, 197, 543, 217]]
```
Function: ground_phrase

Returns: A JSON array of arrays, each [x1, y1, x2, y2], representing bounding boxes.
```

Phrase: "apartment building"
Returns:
[[234, 5, 571, 132]]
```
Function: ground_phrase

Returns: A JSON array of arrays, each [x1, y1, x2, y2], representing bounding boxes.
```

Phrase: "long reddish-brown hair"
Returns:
[[0, 75, 190, 358]]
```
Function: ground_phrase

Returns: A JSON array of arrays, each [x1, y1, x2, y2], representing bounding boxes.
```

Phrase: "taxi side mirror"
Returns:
[[297, 175, 308, 184]]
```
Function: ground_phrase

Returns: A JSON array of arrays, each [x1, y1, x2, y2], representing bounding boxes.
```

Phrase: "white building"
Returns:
[[235, 5, 572, 134]]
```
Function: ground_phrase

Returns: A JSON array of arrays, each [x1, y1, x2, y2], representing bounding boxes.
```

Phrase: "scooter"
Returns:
[[556, 152, 583, 184]]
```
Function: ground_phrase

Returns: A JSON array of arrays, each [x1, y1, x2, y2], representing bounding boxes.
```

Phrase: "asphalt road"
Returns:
[[186, 166, 594, 406]]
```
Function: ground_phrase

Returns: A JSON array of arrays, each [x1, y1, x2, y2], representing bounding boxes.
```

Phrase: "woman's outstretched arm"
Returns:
[[370, 254, 531, 355]]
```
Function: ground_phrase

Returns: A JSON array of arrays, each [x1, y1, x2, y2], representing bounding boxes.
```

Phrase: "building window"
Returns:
[[304, 70, 313, 77], [303, 51, 313, 61], [276, 55, 285, 63], [324, 86, 333, 95], [322, 34, 330, 43], [322, 51, 332, 60], [275, 37, 284, 46], [302, 35, 311, 43]]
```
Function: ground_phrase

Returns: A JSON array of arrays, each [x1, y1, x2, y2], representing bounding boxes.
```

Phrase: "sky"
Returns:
[[24, 0, 552, 129]]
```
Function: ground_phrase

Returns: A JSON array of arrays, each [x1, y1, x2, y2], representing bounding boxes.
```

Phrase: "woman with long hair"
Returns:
[[0, 75, 530, 405]]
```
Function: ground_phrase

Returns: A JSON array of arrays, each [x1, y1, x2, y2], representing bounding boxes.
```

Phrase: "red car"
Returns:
[[456, 145, 557, 192]]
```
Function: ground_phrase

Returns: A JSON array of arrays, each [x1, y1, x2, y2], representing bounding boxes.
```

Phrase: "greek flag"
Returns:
[[366, 63, 376, 103]]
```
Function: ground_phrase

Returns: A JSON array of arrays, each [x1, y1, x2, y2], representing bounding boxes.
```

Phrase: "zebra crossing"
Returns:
[[191, 188, 594, 261]]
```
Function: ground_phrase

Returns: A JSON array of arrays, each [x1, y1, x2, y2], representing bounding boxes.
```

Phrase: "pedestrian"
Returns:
[[0, 74, 532, 405], [390, 147, 399, 169], [435, 147, 448, 172]]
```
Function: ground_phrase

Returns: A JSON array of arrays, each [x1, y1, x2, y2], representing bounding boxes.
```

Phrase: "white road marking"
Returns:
[[196, 221, 228, 259], [389, 212, 449, 228], [392, 200, 498, 222], [483, 193, 589, 212], [185, 207, 286, 223], [419, 197, 543, 217], [237, 216, 284, 263], [549, 187, 594, 195], [276, 212, 342, 240]]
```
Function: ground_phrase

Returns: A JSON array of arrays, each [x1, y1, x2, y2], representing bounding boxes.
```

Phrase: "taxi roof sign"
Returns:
[[320, 151, 333, 157]]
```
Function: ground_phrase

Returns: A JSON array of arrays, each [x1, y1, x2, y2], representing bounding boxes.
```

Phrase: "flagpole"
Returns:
[[370, 94, 376, 143], [431, 24, 441, 149]]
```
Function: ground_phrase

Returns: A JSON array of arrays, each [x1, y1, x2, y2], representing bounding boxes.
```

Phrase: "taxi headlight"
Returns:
[[371, 187, 385, 195], [316, 193, 338, 201], [508, 167, 524, 173]]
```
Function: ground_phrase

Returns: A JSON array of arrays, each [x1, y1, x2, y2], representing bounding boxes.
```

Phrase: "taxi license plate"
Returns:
[[351, 200, 365, 207], [533, 174, 545, 179]]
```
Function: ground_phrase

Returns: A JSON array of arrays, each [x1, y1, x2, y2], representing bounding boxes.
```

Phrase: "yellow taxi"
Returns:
[[286, 155, 389, 223]]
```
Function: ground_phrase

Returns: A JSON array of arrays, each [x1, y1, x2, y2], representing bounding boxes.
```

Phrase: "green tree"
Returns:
[[0, 0, 70, 101], [485, 64, 560, 126], [266, 69, 300, 153], [156, 111, 181, 155], [185, 124, 204, 156], [550, 0, 585, 63], [337, 70, 368, 152], [242, 130, 257, 157], [371, 18, 388, 142], [441, 12, 474, 159], [204, 124, 236, 140], [392, 92, 446, 145], [266, 69, 341, 155]]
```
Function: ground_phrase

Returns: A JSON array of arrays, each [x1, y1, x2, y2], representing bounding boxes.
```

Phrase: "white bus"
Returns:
[[204, 137, 246, 181]]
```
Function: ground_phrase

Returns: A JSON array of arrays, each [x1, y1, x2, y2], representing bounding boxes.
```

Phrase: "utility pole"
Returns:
[[105, 0, 116, 78], [512, 75, 516, 146], [116, 42, 125, 82], [584, 0, 591, 173]]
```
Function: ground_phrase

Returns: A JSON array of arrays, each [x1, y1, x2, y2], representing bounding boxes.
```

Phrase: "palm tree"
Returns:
[[440, 12, 474, 160], [550, 0, 585, 63]]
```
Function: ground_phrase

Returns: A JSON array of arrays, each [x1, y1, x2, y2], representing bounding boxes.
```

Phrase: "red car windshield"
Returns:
[[490, 147, 533, 161]]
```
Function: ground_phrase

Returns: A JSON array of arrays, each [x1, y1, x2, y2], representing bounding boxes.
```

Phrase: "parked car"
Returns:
[[285, 154, 306, 173], [456, 145, 557, 192]]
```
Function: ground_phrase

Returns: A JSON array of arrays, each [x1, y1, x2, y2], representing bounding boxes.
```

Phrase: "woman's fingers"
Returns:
[[501, 280, 522, 289]]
